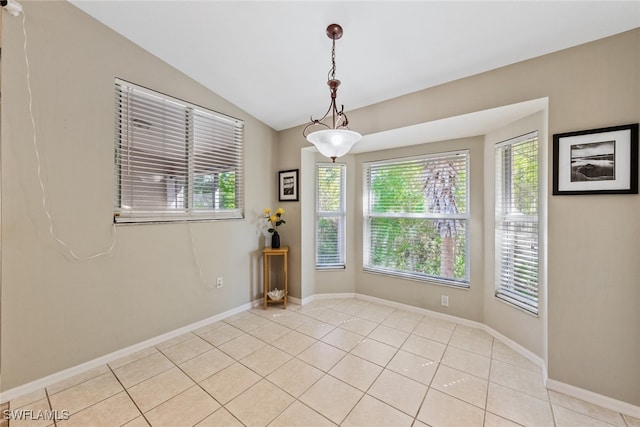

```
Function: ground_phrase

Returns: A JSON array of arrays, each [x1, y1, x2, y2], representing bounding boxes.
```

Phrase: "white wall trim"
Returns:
[[0, 302, 252, 404], [3, 292, 638, 420], [546, 379, 640, 419]]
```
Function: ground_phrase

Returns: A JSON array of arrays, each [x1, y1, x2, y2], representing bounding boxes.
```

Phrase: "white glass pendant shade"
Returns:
[[306, 129, 361, 159]]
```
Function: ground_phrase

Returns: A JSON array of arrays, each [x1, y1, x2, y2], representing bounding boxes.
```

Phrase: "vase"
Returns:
[[271, 231, 280, 249]]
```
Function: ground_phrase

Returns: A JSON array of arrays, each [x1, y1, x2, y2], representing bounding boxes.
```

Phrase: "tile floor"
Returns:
[[3, 298, 639, 427]]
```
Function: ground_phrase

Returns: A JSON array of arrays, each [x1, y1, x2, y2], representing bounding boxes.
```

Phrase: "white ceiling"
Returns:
[[69, 1, 639, 134]]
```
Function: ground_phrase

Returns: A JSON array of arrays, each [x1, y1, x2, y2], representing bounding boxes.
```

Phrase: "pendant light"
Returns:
[[303, 24, 361, 162]]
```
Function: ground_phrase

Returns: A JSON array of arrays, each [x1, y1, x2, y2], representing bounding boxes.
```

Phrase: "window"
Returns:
[[495, 132, 539, 314], [316, 163, 346, 268], [114, 79, 244, 223], [363, 151, 469, 286]]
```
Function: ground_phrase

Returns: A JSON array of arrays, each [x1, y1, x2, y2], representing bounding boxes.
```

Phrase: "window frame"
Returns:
[[315, 162, 347, 269], [363, 150, 470, 287], [495, 131, 539, 314], [114, 79, 244, 223]]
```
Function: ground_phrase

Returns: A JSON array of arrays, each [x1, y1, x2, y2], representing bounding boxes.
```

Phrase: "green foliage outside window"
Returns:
[[366, 153, 469, 284]]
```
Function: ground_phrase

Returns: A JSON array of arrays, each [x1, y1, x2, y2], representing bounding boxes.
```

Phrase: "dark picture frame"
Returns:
[[279, 169, 299, 201], [553, 123, 638, 195]]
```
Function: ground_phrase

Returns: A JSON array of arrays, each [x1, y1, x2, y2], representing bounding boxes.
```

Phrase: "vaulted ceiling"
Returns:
[[69, 1, 639, 132]]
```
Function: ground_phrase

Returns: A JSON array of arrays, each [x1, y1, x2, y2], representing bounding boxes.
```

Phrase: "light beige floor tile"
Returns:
[[270, 311, 311, 329], [351, 338, 397, 367], [314, 308, 355, 326], [329, 354, 383, 391], [320, 328, 364, 352], [218, 333, 266, 360], [454, 324, 494, 341], [192, 320, 225, 335], [339, 317, 378, 336], [333, 299, 370, 316], [122, 416, 150, 427], [46, 366, 111, 396], [554, 405, 623, 427], [249, 321, 291, 342], [381, 310, 422, 333], [411, 322, 454, 344], [178, 347, 234, 382], [549, 390, 626, 426], [239, 344, 292, 376], [108, 347, 159, 370], [449, 329, 493, 356], [486, 382, 554, 426], [294, 318, 336, 339], [228, 312, 271, 332], [342, 394, 413, 427], [160, 336, 213, 365], [417, 388, 485, 427], [299, 375, 363, 425], [386, 349, 439, 385], [296, 306, 330, 320], [223, 310, 252, 323], [144, 385, 219, 427], [196, 324, 244, 346], [195, 407, 243, 427], [199, 362, 261, 404], [623, 414, 640, 427], [268, 400, 336, 427], [367, 369, 427, 416], [431, 364, 488, 409], [56, 391, 140, 427], [266, 358, 324, 397], [484, 411, 523, 426], [357, 305, 394, 323], [9, 397, 54, 427], [419, 315, 457, 331], [9, 388, 47, 409], [155, 333, 195, 351], [368, 324, 409, 348], [127, 367, 194, 413], [112, 352, 174, 388], [441, 346, 491, 379], [401, 334, 447, 361], [491, 359, 548, 401], [272, 330, 316, 356], [491, 340, 541, 373], [298, 341, 346, 372], [49, 372, 123, 415], [226, 379, 294, 427]]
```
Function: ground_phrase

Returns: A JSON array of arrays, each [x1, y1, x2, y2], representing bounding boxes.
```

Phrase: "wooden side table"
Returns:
[[263, 246, 288, 309]]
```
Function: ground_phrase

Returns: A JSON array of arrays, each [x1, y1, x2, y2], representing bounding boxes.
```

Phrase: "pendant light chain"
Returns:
[[329, 37, 337, 81]]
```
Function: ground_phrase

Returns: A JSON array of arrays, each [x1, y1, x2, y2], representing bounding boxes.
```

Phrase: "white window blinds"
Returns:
[[114, 79, 244, 223], [316, 163, 346, 268], [495, 132, 539, 314], [363, 151, 469, 285]]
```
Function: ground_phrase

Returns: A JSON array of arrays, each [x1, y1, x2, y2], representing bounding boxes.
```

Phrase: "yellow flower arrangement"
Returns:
[[264, 207, 286, 234]]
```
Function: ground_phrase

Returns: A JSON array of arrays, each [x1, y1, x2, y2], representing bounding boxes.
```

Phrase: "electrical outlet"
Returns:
[[441, 295, 449, 307], [216, 277, 223, 288]]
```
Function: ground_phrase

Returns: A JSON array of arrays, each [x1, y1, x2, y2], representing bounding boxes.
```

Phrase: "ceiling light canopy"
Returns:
[[303, 24, 361, 162]]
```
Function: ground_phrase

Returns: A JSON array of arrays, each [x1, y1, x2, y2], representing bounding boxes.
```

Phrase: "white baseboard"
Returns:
[[546, 379, 640, 419], [0, 302, 252, 404], [3, 292, 639, 420]]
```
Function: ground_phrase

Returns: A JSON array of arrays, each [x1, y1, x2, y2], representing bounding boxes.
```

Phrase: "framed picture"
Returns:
[[279, 169, 299, 201], [553, 123, 638, 195]]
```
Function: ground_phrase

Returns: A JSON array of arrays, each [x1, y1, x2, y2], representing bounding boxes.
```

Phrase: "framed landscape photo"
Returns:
[[279, 169, 299, 201], [553, 123, 638, 195]]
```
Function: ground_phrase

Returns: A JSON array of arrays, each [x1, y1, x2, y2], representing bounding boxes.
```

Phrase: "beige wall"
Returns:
[[279, 29, 640, 406], [1, 2, 278, 390]]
